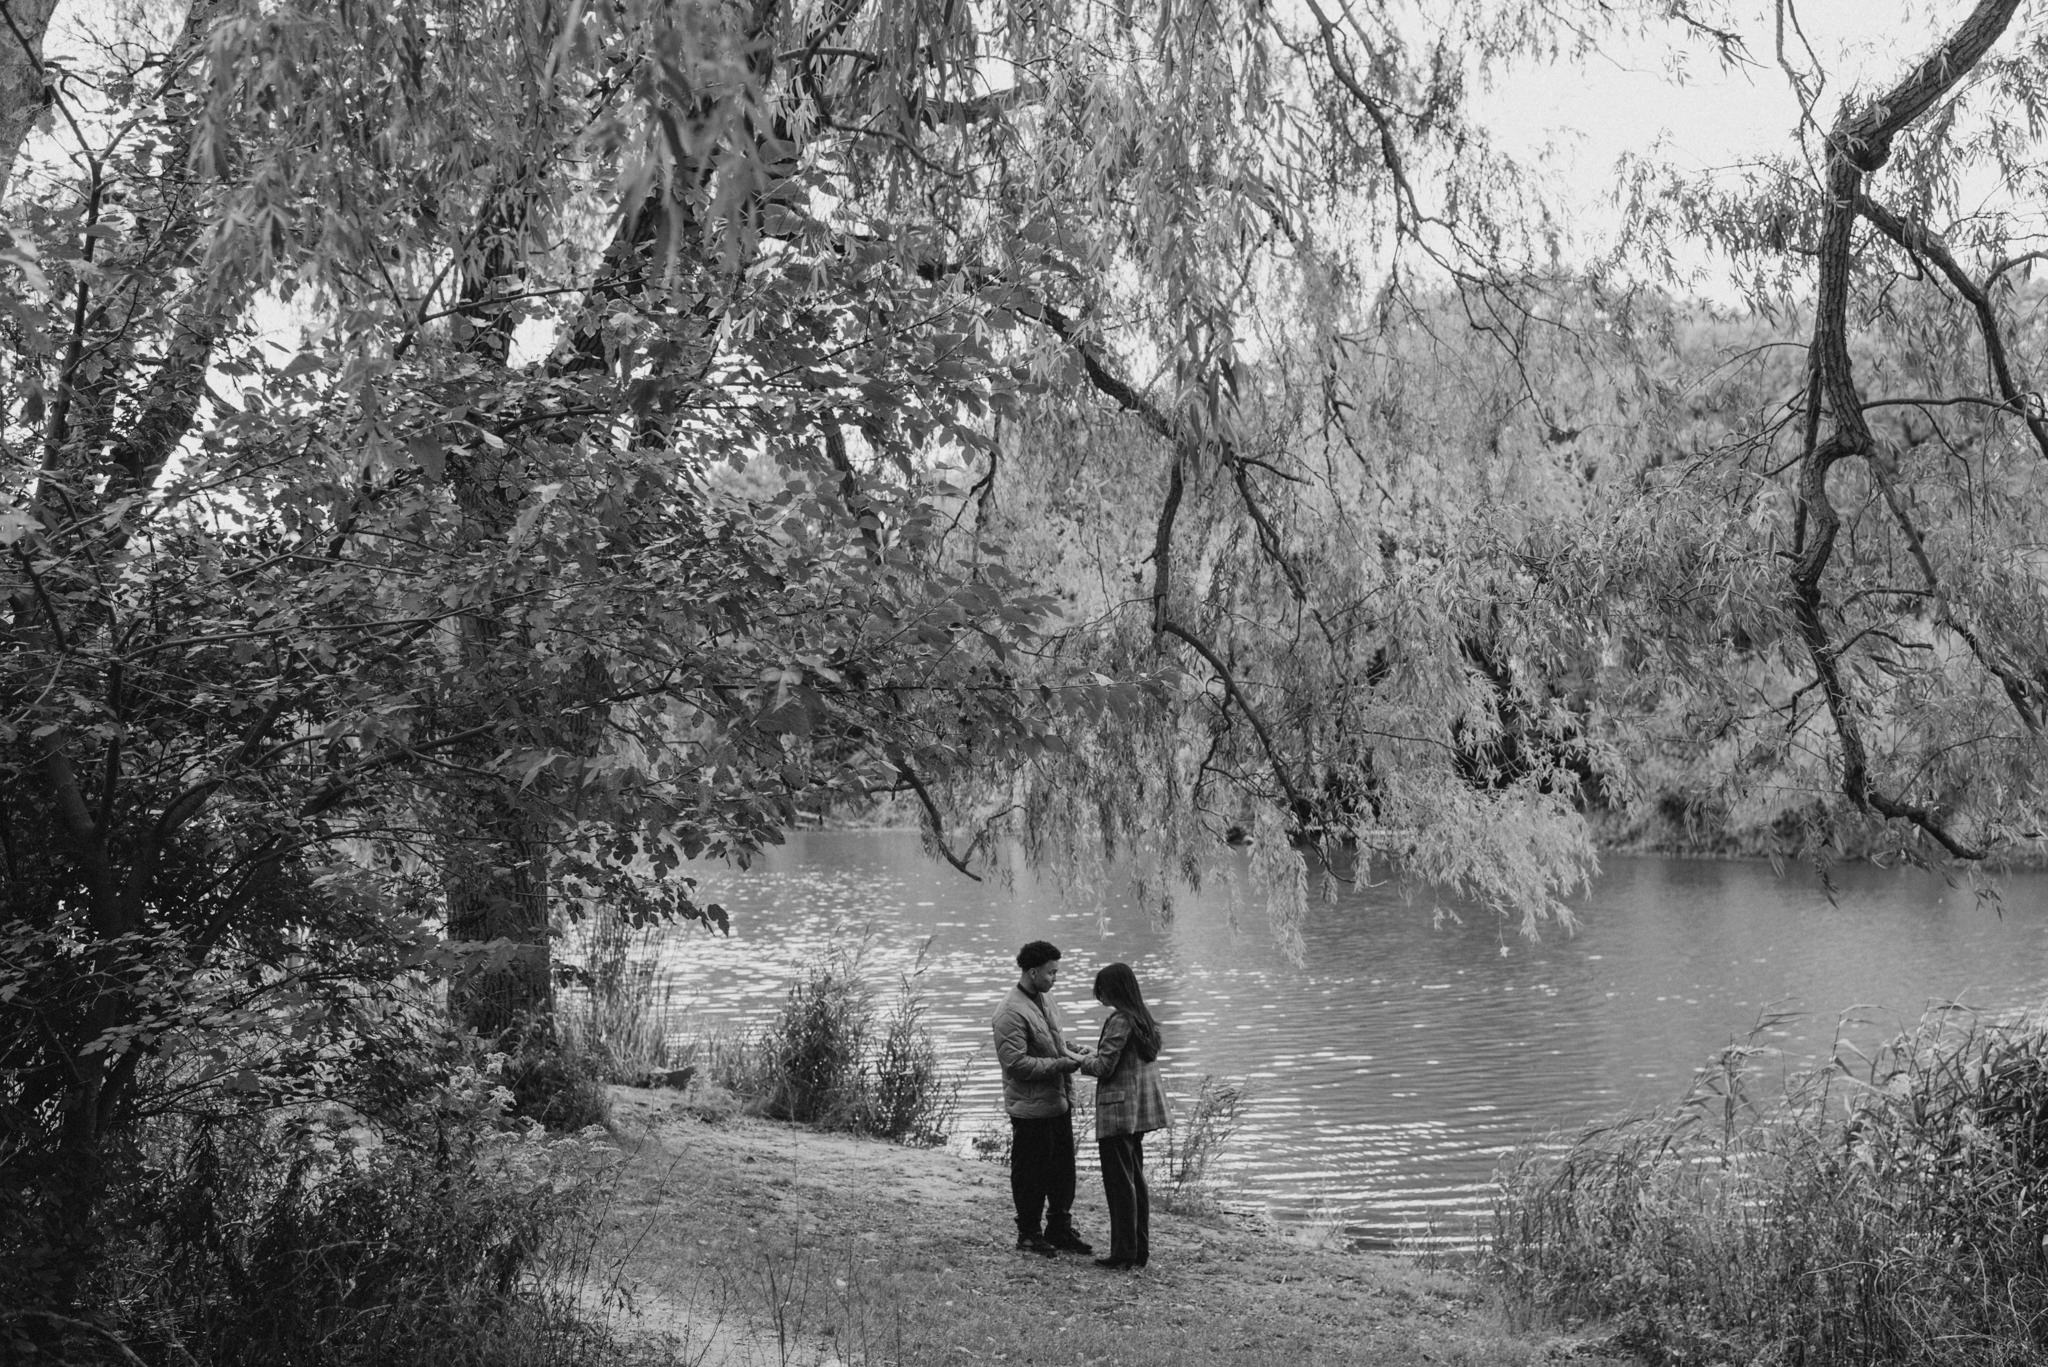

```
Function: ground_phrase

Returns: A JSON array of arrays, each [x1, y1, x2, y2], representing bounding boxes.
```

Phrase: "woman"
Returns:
[[1078, 961, 1171, 1270]]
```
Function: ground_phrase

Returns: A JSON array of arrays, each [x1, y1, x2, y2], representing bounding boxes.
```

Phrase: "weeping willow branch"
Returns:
[[1155, 618, 1310, 816], [1301, 0, 1423, 239]]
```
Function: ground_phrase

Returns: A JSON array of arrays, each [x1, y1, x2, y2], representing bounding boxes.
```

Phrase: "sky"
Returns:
[[1458, 0, 2038, 284], [1478, 0, 1961, 200]]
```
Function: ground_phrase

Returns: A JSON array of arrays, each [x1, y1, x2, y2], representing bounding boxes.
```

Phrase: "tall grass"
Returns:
[[557, 908, 688, 1086], [1161, 1075, 1252, 1212], [1488, 1005, 2048, 1366]]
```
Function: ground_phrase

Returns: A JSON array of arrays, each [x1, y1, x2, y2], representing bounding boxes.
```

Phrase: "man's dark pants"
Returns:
[[1009, 1113, 1078, 1237]]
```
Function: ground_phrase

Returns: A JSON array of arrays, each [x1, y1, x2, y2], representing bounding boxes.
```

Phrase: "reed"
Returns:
[[1160, 1074, 1253, 1212], [557, 910, 688, 1085], [1487, 1005, 2048, 1366]]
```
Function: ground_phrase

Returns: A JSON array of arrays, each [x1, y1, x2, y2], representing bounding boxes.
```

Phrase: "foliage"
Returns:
[[1489, 1007, 2048, 1367], [758, 962, 870, 1128], [967, 1103, 1014, 1168], [501, 1034, 614, 1133]]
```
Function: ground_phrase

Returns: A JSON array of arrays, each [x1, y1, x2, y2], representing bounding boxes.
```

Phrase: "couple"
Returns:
[[991, 940, 1169, 1271]]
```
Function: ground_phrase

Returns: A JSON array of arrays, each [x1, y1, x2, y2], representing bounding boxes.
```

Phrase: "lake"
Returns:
[[627, 830, 2048, 1250]]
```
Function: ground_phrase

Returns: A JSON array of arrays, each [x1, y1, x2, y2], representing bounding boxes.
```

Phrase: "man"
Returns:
[[991, 940, 1094, 1257]]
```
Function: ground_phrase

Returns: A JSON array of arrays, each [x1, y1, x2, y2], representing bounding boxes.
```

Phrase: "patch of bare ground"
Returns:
[[583, 1088, 1632, 1367]]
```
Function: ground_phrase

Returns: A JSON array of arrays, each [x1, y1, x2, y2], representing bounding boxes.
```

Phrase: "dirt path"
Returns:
[[586, 1088, 1628, 1367]]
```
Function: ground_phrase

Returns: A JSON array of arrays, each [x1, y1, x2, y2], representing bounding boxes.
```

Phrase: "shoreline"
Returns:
[[811, 804, 2048, 869], [589, 1086, 1631, 1367]]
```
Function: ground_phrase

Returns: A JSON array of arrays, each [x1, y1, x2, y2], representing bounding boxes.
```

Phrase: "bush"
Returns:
[[722, 947, 961, 1146], [968, 1103, 1014, 1166], [143, 1118, 604, 1365], [764, 963, 871, 1126], [855, 977, 957, 1146], [502, 1037, 613, 1132], [1487, 1006, 2048, 1367]]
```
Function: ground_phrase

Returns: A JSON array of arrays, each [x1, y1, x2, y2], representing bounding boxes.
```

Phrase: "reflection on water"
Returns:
[[636, 832, 2048, 1249]]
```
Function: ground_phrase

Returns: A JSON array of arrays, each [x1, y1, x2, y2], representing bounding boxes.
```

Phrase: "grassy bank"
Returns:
[[591, 1085, 1628, 1367]]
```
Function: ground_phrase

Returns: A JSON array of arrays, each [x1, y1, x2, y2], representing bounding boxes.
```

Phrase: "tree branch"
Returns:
[[888, 751, 981, 881], [1157, 618, 1309, 816]]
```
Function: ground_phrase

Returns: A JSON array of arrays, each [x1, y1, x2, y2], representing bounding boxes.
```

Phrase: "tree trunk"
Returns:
[[442, 425, 559, 1038], [443, 789, 555, 1038]]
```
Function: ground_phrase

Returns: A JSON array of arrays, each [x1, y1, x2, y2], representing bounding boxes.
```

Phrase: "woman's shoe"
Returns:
[[1093, 1256, 1133, 1270]]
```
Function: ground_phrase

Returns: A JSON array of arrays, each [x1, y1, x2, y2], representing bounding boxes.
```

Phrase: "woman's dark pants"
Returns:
[[1097, 1132, 1150, 1265]]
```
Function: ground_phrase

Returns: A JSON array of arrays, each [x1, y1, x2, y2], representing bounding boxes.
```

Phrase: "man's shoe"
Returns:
[[1093, 1256, 1133, 1270], [1046, 1230, 1094, 1254], [1015, 1233, 1058, 1257]]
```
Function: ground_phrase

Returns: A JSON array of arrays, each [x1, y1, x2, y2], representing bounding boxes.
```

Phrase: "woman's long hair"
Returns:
[[1093, 962, 1161, 1060]]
